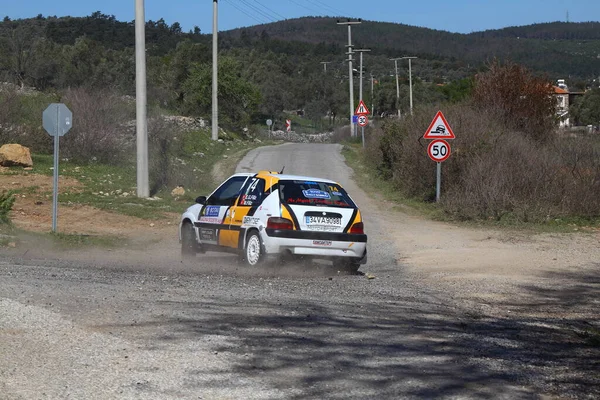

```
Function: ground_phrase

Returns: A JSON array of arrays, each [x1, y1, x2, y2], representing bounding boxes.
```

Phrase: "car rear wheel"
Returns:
[[244, 231, 264, 266], [181, 222, 196, 260]]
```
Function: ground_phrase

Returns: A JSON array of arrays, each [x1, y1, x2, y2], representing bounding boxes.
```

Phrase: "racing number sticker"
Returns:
[[427, 139, 451, 162]]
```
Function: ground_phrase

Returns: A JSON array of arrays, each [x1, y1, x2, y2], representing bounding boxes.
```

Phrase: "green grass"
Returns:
[[12, 132, 274, 220], [341, 142, 600, 233]]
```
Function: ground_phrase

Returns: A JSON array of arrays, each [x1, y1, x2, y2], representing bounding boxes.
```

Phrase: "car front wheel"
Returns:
[[244, 231, 264, 266], [181, 221, 196, 260]]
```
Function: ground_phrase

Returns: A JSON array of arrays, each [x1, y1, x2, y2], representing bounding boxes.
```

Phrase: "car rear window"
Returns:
[[279, 180, 356, 208]]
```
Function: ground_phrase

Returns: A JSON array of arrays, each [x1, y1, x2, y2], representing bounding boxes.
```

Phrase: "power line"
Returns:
[[222, 0, 268, 25], [238, 0, 277, 22], [251, 0, 286, 21]]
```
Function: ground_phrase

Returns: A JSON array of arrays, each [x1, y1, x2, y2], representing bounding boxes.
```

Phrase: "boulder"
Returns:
[[0, 144, 33, 167], [171, 185, 185, 197]]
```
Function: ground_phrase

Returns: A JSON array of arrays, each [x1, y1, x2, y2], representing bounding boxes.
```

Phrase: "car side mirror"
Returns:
[[195, 196, 206, 205]]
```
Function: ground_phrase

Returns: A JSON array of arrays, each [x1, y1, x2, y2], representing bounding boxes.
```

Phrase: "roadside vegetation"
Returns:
[[344, 61, 600, 230]]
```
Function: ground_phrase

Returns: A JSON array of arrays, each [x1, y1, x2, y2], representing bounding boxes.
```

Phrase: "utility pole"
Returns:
[[320, 61, 331, 73], [401, 56, 417, 115], [355, 48, 370, 145], [135, 0, 148, 198], [355, 49, 371, 106], [337, 19, 361, 137], [211, 0, 219, 141], [370, 73, 375, 117], [390, 58, 401, 118]]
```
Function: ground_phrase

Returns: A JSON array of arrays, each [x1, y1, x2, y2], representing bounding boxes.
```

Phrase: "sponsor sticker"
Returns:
[[313, 240, 332, 246], [200, 228, 216, 241], [302, 189, 330, 199], [243, 216, 261, 226], [199, 217, 222, 224], [204, 206, 220, 217]]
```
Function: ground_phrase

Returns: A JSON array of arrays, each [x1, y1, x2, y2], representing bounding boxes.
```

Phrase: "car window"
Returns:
[[238, 177, 266, 207], [279, 180, 356, 208], [207, 176, 248, 206]]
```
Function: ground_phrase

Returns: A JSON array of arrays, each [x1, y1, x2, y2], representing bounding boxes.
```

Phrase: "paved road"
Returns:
[[0, 143, 597, 399]]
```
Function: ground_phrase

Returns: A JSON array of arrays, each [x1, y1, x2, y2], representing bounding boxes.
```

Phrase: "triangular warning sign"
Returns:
[[355, 100, 369, 116], [424, 111, 455, 139]]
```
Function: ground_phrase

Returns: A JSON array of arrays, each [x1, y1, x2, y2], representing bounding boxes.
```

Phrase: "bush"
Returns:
[[60, 88, 134, 164], [366, 104, 600, 223], [0, 191, 16, 224]]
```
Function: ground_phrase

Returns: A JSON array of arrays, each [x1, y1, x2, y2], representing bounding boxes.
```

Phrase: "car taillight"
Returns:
[[349, 222, 364, 234], [267, 217, 294, 230]]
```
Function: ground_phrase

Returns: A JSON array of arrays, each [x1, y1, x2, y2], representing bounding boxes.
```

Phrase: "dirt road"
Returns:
[[1, 143, 598, 399]]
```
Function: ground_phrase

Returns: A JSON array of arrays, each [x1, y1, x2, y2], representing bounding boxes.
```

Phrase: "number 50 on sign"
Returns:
[[427, 139, 451, 162]]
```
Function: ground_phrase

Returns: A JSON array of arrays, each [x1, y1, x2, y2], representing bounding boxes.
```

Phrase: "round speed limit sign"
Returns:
[[427, 139, 451, 162]]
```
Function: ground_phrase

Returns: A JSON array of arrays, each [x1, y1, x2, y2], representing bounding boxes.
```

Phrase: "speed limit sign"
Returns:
[[358, 115, 368, 127], [427, 139, 451, 162]]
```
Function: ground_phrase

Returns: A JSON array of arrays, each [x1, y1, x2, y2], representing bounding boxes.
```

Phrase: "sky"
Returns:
[[3, 0, 599, 34]]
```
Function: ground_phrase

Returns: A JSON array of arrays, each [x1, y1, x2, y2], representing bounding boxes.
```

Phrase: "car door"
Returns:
[[196, 175, 249, 246], [223, 177, 267, 248]]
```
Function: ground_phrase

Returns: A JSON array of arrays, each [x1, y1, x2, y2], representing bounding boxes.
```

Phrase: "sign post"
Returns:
[[266, 119, 273, 139], [423, 111, 454, 202], [43, 103, 73, 232]]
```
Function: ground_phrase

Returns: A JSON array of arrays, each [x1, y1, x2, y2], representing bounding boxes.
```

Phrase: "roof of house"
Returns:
[[553, 86, 569, 94]]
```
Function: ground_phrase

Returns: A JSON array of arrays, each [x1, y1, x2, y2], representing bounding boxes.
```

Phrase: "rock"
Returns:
[[0, 144, 33, 167], [8, 242, 16, 248], [171, 185, 185, 197], [23, 167, 33, 171]]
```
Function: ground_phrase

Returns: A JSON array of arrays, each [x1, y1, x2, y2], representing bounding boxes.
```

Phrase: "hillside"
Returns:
[[1, 13, 599, 131], [223, 17, 600, 81]]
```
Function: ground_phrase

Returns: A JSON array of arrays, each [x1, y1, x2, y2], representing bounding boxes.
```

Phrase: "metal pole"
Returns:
[[359, 51, 364, 143], [409, 58, 413, 115], [338, 20, 361, 136], [212, 0, 219, 141], [371, 73, 374, 118], [436, 162, 441, 202], [348, 25, 355, 137], [393, 59, 400, 118], [135, 0, 149, 198], [52, 107, 59, 233]]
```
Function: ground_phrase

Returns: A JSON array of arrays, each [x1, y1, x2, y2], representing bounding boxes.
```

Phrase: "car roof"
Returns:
[[230, 171, 338, 185], [261, 172, 337, 184]]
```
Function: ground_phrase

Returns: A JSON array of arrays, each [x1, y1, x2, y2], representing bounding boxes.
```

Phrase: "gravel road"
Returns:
[[1, 143, 598, 399]]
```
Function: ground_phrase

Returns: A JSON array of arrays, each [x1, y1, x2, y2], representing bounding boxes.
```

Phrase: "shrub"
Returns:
[[60, 88, 134, 164], [366, 103, 600, 223], [0, 191, 16, 224], [472, 60, 557, 143]]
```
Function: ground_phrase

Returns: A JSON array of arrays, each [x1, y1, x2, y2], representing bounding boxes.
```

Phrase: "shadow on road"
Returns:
[[90, 265, 600, 398]]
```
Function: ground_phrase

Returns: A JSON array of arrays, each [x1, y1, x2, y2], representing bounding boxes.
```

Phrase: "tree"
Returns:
[[473, 60, 556, 142], [570, 88, 600, 128], [182, 57, 261, 128]]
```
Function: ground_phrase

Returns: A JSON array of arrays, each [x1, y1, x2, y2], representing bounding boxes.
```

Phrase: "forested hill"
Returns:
[[223, 17, 600, 79]]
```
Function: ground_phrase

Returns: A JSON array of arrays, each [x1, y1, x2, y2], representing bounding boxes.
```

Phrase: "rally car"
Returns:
[[179, 171, 367, 272]]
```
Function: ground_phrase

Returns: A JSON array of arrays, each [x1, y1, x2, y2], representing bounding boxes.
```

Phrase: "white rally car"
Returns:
[[179, 170, 367, 271]]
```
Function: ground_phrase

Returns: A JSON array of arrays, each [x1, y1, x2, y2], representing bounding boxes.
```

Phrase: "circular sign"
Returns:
[[266, 119, 273, 126], [358, 115, 368, 127], [427, 139, 451, 162]]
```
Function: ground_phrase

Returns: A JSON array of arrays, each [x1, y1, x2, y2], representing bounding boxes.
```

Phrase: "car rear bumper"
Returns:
[[263, 229, 367, 261]]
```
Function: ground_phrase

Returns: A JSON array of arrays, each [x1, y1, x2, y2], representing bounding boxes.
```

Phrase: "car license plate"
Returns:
[[305, 216, 342, 226]]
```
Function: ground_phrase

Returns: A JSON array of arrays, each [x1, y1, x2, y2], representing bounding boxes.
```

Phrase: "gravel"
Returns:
[[0, 143, 598, 399]]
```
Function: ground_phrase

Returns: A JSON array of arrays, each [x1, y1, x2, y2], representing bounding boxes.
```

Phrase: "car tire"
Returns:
[[243, 231, 264, 266], [181, 221, 196, 260], [333, 258, 361, 274]]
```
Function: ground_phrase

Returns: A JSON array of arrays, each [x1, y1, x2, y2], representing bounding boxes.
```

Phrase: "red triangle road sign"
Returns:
[[355, 100, 370, 116], [423, 111, 455, 139]]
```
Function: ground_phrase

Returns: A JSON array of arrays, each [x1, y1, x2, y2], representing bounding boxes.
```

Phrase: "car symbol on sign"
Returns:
[[431, 125, 445, 134]]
